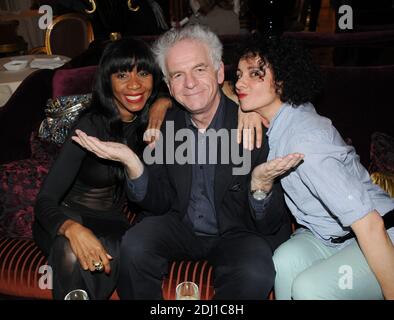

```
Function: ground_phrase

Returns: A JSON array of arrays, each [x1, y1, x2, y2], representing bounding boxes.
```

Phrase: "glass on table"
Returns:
[[175, 281, 200, 300], [64, 289, 89, 300]]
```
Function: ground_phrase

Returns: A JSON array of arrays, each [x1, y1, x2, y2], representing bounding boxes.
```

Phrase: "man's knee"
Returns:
[[241, 260, 275, 287], [120, 229, 151, 265], [120, 218, 168, 266], [214, 260, 275, 299], [228, 243, 275, 295]]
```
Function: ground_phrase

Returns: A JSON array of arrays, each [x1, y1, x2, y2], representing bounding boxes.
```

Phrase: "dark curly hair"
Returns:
[[234, 34, 323, 106]]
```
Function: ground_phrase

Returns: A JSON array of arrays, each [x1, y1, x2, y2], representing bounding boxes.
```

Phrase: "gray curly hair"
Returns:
[[152, 24, 223, 81]]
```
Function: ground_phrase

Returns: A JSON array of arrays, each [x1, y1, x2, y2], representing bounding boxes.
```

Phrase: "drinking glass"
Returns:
[[175, 281, 200, 300], [64, 289, 89, 300]]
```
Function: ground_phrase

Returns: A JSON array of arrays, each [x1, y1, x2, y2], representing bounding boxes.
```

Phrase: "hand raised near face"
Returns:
[[237, 109, 265, 151], [144, 97, 172, 148], [72, 129, 144, 179]]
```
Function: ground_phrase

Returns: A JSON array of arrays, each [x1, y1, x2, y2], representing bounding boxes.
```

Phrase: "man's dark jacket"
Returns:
[[133, 95, 291, 251]]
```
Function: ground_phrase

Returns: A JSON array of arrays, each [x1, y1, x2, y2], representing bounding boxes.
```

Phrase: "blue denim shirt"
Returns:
[[267, 103, 394, 246]]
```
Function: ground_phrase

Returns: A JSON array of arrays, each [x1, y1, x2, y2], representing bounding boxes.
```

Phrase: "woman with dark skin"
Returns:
[[33, 38, 167, 299]]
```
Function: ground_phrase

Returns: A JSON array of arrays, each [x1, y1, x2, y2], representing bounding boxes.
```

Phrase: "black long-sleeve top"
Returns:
[[34, 114, 138, 239]]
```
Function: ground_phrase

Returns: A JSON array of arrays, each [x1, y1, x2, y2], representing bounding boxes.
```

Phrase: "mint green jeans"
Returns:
[[272, 229, 387, 300]]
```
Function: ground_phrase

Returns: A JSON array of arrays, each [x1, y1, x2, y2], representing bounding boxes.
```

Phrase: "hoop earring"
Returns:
[[85, 0, 96, 14], [127, 0, 140, 12]]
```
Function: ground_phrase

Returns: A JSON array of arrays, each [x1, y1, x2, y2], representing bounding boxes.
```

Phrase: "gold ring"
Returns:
[[93, 260, 104, 272]]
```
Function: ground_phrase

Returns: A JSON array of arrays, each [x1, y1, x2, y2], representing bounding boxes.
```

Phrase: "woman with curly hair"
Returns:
[[234, 35, 394, 300]]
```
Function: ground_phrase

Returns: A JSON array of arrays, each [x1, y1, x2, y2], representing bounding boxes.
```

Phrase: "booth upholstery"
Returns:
[[0, 217, 215, 300], [1, 62, 394, 299]]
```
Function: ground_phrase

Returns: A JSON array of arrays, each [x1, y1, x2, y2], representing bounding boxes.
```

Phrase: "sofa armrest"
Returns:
[[0, 237, 51, 299]]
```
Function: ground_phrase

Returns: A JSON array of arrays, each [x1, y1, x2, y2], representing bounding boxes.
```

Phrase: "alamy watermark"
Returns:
[[143, 122, 252, 175], [38, 5, 53, 30], [338, 5, 353, 30], [338, 265, 353, 290], [38, 264, 53, 290]]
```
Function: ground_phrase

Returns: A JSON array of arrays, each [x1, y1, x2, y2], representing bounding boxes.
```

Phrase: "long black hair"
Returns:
[[234, 34, 323, 106], [88, 37, 161, 202], [91, 37, 161, 144]]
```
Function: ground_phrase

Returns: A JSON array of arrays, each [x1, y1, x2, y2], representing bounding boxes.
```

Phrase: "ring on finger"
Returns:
[[92, 260, 104, 272]]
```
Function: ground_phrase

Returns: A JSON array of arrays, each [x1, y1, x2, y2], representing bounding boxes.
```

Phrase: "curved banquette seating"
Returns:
[[0, 232, 215, 300]]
